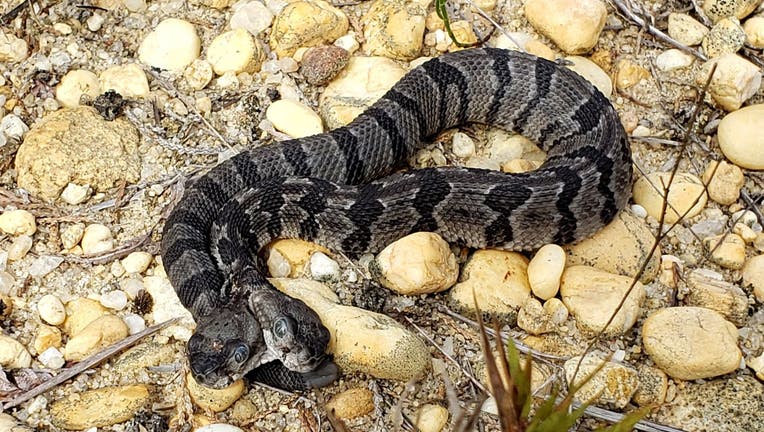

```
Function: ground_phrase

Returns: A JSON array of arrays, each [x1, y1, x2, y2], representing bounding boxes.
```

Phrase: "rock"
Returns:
[[655, 49, 695, 71], [64, 314, 129, 361], [34, 324, 62, 353], [98, 63, 149, 98], [615, 60, 649, 90], [100, 290, 128, 310], [642, 307, 741, 380], [749, 353, 764, 380], [717, 103, 764, 169], [702, 160, 745, 204], [196, 425, 244, 432], [564, 353, 639, 408], [699, 54, 761, 111], [61, 223, 85, 250], [0, 271, 14, 295], [734, 222, 757, 243], [415, 404, 449, 432], [113, 342, 176, 371], [207, 29, 264, 75], [300, 45, 349, 85], [0, 334, 32, 368], [81, 223, 114, 255], [564, 55, 613, 98], [527, 244, 565, 300], [524, 0, 607, 54], [38, 346, 66, 369], [15, 107, 140, 201], [742, 254, 764, 301], [362, 0, 426, 60], [703, 233, 746, 269], [686, 268, 748, 326], [565, 211, 660, 283], [184, 59, 214, 91], [230, 0, 274, 35], [325, 388, 374, 419], [0, 31, 29, 63], [0, 413, 33, 431], [668, 13, 709, 46], [143, 275, 195, 341], [138, 18, 200, 71], [7, 235, 32, 261], [632, 171, 707, 223], [375, 232, 458, 295], [0, 209, 36, 236], [632, 365, 668, 407], [451, 132, 475, 158], [560, 265, 646, 336], [703, 17, 746, 57], [37, 294, 66, 325], [272, 278, 430, 381], [702, 0, 760, 22], [270, 0, 348, 57], [50, 385, 150, 429], [334, 33, 360, 53], [445, 20, 479, 52], [186, 373, 245, 412], [490, 32, 555, 61], [59, 182, 91, 205], [517, 297, 556, 335], [743, 16, 764, 48], [63, 297, 108, 336], [308, 251, 340, 280], [265, 99, 324, 138], [122, 251, 153, 274], [319, 56, 406, 128], [0, 114, 28, 140], [267, 239, 330, 277]]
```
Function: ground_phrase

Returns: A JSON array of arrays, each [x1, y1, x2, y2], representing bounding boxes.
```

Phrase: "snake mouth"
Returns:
[[188, 351, 234, 389]]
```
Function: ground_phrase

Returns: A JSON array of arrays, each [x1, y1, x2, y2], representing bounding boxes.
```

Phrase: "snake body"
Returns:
[[161, 48, 632, 390]]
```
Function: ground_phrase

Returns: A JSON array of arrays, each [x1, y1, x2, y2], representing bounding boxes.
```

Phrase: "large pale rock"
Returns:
[[265, 99, 324, 138], [686, 268, 748, 326], [703, 17, 746, 57], [564, 353, 639, 408], [267, 239, 331, 277], [704, 233, 746, 269], [0, 209, 36, 236], [743, 16, 764, 48], [560, 265, 645, 336], [50, 385, 150, 429], [63, 297, 109, 336], [138, 18, 200, 71], [702, 160, 745, 204], [564, 56, 613, 98], [565, 211, 660, 283], [699, 53, 761, 111], [270, 0, 348, 57], [319, 56, 406, 128], [415, 404, 449, 432], [207, 29, 265, 75], [524, 0, 607, 54], [64, 314, 128, 361], [375, 232, 458, 295], [15, 107, 140, 201], [99, 63, 150, 98], [632, 172, 707, 224], [272, 278, 430, 381], [717, 103, 764, 169], [449, 250, 531, 322], [55, 70, 101, 108], [362, 0, 426, 60], [527, 244, 565, 300], [642, 307, 741, 380]]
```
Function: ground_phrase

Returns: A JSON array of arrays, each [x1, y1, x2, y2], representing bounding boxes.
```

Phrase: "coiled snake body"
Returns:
[[161, 48, 632, 390]]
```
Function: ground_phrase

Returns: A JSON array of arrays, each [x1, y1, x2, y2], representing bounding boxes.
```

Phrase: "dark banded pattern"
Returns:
[[161, 48, 632, 391]]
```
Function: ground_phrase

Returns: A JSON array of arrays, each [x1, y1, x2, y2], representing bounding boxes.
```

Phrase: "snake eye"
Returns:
[[272, 316, 296, 339], [231, 343, 249, 364]]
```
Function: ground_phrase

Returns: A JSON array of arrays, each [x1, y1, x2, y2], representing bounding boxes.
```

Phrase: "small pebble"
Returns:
[[655, 49, 695, 71], [309, 252, 340, 280], [184, 59, 214, 91], [207, 29, 264, 75], [376, 232, 458, 295], [334, 33, 360, 53], [702, 160, 745, 205], [81, 224, 114, 255], [64, 314, 129, 361], [38, 294, 66, 325], [38, 346, 66, 369], [615, 60, 649, 90], [564, 353, 639, 408], [0, 114, 28, 139], [0, 209, 36, 236], [742, 254, 764, 302], [61, 223, 85, 250], [99, 63, 150, 99], [49, 385, 150, 429], [55, 69, 100, 108], [33, 324, 62, 353], [451, 132, 475, 158], [0, 334, 32, 368], [0, 30, 29, 63], [122, 251, 153, 274], [0, 271, 13, 295], [28, 256, 64, 278], [743, 16, 764, 48], [717, 104, 764, 169], [325, 388, 374, 419], [265, 99, 324, 138], [564, 56, 613, 98], [59, 183, 91, 205], [63, 297, 108, 337], [702, 17, 746, 57], [300, 45, 349, 85], [7, 235, 33, 260], [668, 12, 709, 46], [414, 404, 449, 432], [704, 233, 746, 269], [100, 290, 128, 310], [270, 0, 348, 57], [527, 244, 565, 300], [138, 18, 201, 71], [122, 313, 146, 334], [362, 0, 426, 60], [230, 0, 274, 35], [701, 0, 760, 22], [186, 373, 245, 412], [686, 268, 748, 326], [699, 54, 760, 111]]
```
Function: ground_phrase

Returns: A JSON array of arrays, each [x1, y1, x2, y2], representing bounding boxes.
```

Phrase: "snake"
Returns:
[[160, 48, 633, 391]]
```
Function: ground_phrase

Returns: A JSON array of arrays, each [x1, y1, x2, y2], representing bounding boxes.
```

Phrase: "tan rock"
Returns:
[[527, 244, 565, 300], [717, 103, 764, 169], [704, 233, 746, 269], [702, 160, 745, 205], [743, 16, 764, 48], [50, 385, 150, 429], [267, 239, 330, 277], [449, 250, 531, 322], [564, 55, 613, 98], [37, 294, 66, 325], [632, 171, 707, 224], [565, 211, 660, 283], [699, 54, 761, 111], [99, 63, 150, 98], [615, 60, 650, 90], [375, 232, 458, 295], [524, 0, 607, 54], [742, 254, 764, 302], [81, 223, 114, 255], [270, 0, 348, 58], [702, 17, 746, 57], [207, 29, 264, 75], [61, 223, 85, 250], [265, 99, 324, 138], [517, 297, 556, 335], [655, 49, 696, 71], [122, 251, 153, 274], [325, 388, 374, 419], [632, 365, 668, 407], [362, 0, 426, 60], [668, 13, 709, 46], [55, 70, 100, 108], [446, 20, 478, 52], [33, 324, 62, 353], [415, 404, 449, 432], [642, 307, 741, 380], [686, 268, 748, 326], [272, 278, 430, 381], [0, 31, 28, 63], [7, 235, 32, 261], [15, 107, 140, 201], [138, 18, 200, 71], [0, 334, 32, 368], [63, 297, 108, 336], [319, 56, 406, 128], [702, 0, 760, 22], [186, 373, 245, 412], [564, 353, 639, 408], [64, 314, 128, 361], [560, 265, 645, 337], [0, 209, 36, 236]]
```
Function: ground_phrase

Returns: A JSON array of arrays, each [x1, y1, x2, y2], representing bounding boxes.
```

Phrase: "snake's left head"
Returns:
[[187, 304, 267, 389]]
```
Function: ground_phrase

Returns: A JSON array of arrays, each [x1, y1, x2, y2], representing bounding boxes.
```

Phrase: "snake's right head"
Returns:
[[187, 304, 268, 389]]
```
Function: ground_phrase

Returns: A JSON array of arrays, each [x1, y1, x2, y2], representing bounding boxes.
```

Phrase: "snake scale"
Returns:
[[161, 48, 633, 391]]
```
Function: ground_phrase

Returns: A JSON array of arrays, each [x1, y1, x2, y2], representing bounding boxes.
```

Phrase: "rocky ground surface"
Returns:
[[0, 0, 763, 431]]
